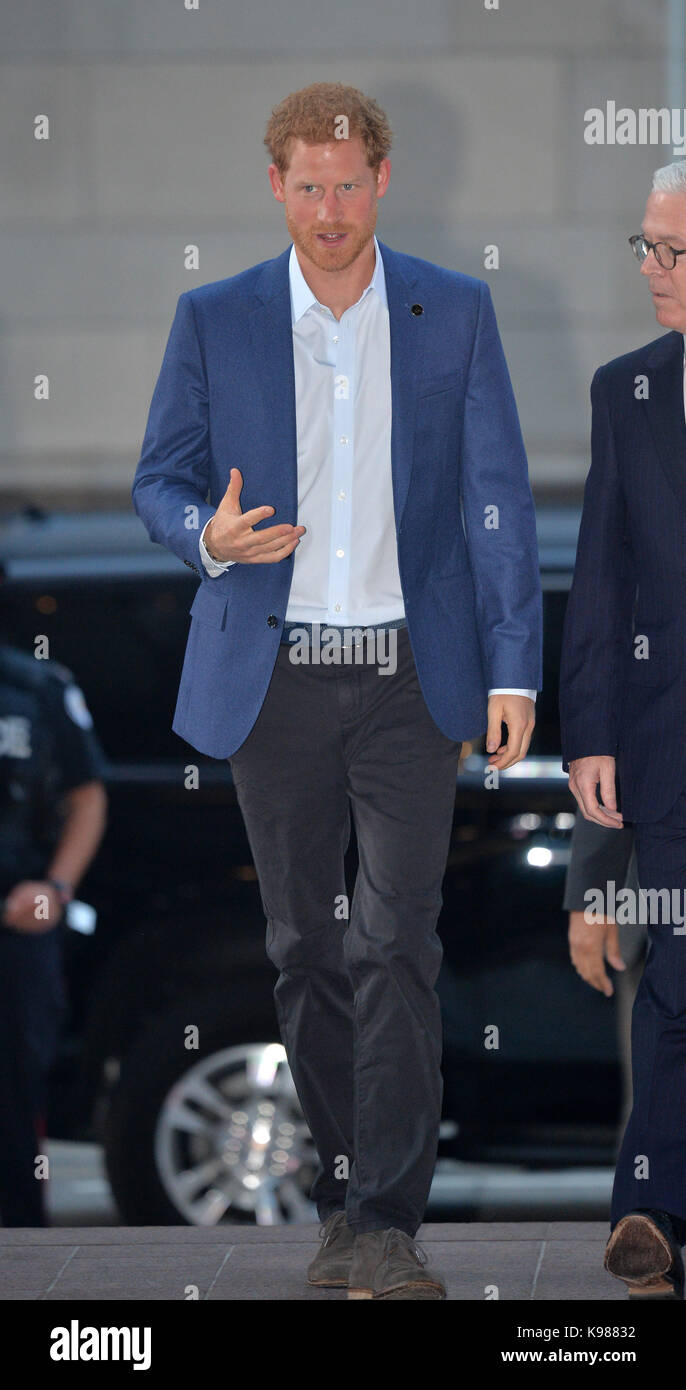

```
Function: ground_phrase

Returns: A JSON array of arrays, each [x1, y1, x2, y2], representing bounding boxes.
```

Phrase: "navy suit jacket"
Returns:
[[560, 329, 686, 822], [132, 240, 542, 760]]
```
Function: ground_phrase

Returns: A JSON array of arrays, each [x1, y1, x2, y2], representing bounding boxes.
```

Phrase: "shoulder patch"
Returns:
[[63, 683, 94, 730]]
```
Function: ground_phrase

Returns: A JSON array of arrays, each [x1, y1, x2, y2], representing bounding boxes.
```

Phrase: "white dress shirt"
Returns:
[[199, 237, 536, 702]]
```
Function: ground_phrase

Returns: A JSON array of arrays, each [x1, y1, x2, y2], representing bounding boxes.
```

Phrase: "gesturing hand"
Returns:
[[204, 468, 306, 564]]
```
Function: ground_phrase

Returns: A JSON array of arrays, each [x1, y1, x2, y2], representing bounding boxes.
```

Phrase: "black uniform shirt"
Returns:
[[0, 643, 104, 894]]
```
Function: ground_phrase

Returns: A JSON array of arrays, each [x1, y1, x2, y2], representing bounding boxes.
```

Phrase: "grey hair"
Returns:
[[652, 160, 686, 193]]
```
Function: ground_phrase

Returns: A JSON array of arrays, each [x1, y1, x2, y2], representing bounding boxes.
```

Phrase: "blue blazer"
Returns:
[[132, 241, 542, 759], [560, 329, 686, 822]]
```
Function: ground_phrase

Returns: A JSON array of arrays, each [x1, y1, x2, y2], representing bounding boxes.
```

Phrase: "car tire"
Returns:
[[103, 992, 316, 1226]]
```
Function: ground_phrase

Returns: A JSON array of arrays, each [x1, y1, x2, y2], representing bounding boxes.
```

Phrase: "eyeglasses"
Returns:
[[629, 233, 686, 270]]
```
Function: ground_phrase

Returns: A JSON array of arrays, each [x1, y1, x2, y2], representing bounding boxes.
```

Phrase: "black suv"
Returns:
[[0, 503, 619, 1226]]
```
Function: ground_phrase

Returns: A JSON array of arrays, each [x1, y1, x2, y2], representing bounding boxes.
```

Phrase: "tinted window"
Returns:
[[0, 575, 198, 762], [0, 573, 570, 763]]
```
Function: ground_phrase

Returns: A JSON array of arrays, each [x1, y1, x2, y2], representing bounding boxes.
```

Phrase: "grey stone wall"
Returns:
[[0, 0, 673, 505]]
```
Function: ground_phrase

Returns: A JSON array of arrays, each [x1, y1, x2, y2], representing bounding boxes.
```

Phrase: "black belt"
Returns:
[[280, 618, 407, 650]]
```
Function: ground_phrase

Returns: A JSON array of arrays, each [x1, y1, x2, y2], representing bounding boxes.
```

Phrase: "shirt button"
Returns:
[[332, 335, 339, 343], [338, 490, 346, 500], [339, 436, 348, 445], [336, 548, 344, 558], [334, 604, 341, 612]]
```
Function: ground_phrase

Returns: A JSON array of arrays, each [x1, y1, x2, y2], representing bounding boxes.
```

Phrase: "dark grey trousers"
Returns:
[[228, 625, 462, 1236]]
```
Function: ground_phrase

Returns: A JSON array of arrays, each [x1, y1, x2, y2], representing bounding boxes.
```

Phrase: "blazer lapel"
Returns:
[[246, 240, 427, 534], [378, 240, 426, 532], [247, 248, 298, 522], [643, 330, 686, 517]]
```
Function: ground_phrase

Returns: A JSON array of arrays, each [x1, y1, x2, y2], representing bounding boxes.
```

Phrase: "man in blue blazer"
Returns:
[[560, 160, 686, 1300], [133, 82, 542, 1299]]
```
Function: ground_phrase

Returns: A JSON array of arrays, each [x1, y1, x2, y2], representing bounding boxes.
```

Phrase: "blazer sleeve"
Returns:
[[559, 367, 636, 771], [131, 291, 216, 571], [459, 281, 543, 691]]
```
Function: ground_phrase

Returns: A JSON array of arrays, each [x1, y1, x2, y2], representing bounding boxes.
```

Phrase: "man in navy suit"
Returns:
[[560, 159, 686, 1300], [133, 82, 541, 1299]]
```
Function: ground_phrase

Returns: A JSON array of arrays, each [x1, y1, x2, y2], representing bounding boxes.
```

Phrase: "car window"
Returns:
[[1, 575, 197, 762]]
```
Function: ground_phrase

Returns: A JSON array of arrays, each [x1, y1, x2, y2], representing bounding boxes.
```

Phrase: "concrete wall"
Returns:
[[0, 0, 673, 505]]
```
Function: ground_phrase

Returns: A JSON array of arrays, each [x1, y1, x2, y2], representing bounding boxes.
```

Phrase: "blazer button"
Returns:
[[267, 615, 279, 628]]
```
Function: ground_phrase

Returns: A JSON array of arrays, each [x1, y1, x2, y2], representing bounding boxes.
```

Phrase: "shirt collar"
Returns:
[[288, 234, 387, 323]]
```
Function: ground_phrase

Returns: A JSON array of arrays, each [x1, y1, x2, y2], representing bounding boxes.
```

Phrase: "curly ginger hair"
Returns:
[[264, 82, 392, 176]]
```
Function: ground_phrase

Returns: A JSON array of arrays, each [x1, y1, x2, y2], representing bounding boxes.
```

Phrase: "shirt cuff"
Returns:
[[199, 518, 236, 576], [488, 688, 537, 702]]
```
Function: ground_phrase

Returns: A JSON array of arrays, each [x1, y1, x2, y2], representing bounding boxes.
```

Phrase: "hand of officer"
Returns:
[[204, 468, 306, 564], [485, 693, 536, 770], [568, 755, 624, 828], [568, 909, 626, 998], [2, 879, 63, 932]]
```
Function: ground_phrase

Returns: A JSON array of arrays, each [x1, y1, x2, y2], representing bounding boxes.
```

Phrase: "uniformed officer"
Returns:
[[0, 640, 107, 1226]]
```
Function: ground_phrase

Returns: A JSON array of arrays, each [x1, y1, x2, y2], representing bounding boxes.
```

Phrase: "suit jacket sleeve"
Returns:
[[559, 367, 635, 772], [459, 281, 543, 691], [131, 292, 216, 571]]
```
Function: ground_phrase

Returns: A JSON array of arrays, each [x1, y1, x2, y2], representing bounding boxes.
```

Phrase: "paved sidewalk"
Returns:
[[0, 1222, 625, 1300]]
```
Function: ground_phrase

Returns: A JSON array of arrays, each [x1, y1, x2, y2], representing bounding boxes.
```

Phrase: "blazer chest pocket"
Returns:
[[417, 374, 460, 402], [415, 382, 461, 452], [189, 582, 230, 630]]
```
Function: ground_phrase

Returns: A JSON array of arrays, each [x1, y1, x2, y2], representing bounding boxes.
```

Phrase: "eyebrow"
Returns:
[[641, 226, 686, 246], [294, 176, 362, 186]]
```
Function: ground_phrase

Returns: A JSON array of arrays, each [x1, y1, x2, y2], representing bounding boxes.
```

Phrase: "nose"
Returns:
[[317, 189, 341, 222], [640, 246, 662, 276]]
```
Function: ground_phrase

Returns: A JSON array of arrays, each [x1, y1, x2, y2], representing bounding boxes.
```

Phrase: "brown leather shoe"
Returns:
[[347, 1227, 446, 1300], [604, 1210, 685, 1299], [306, 1211, 355, 1287]]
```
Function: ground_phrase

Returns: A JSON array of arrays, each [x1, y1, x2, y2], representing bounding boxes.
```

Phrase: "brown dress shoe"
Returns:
[[347, 1227, 446, 1300], [306, 1211, 355, 1287], [604, 1210, 685, 1299]]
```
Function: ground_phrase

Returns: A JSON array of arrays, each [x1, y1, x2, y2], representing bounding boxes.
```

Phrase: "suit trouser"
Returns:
[[0, 920, 66, 1226], [228, 625, 462, 1236], [611, 785, 686, 1238]]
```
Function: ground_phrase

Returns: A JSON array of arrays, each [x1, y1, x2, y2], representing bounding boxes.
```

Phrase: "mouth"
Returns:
[[315, 232, 348, 246]]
